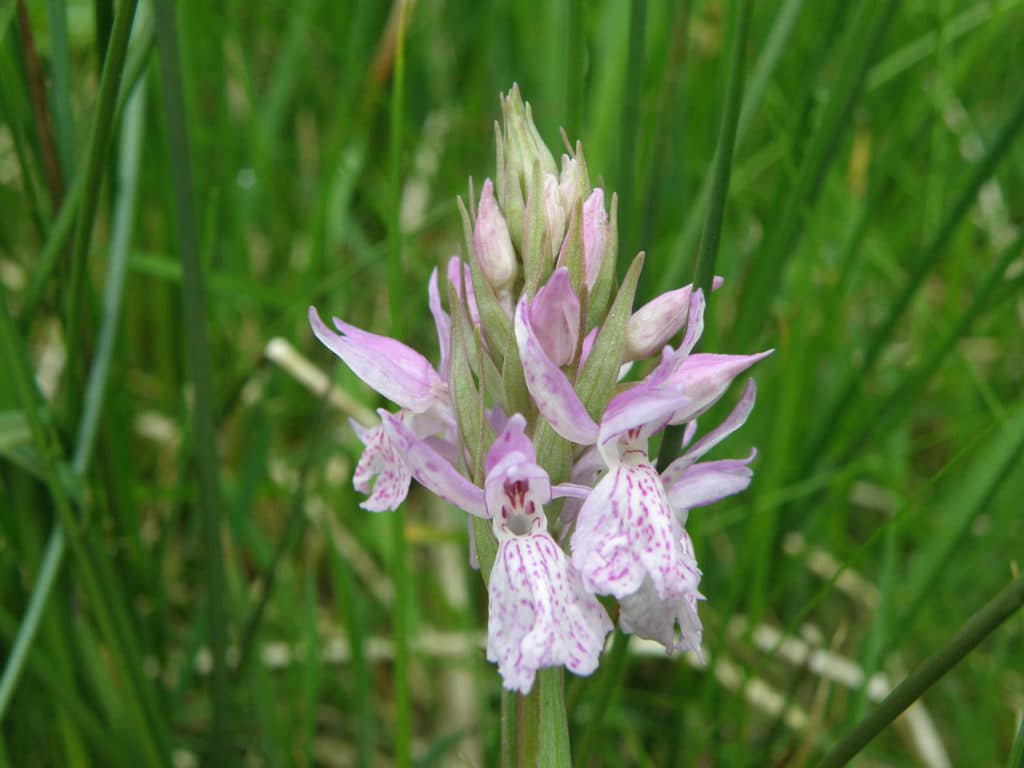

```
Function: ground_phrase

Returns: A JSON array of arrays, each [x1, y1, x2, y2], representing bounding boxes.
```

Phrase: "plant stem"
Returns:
[[692, 0, 752, 298], [154, 0, 230, 759], [388, 2, 412, 765], [64, 0, 138, 407], [816, 575, 1024, 768]]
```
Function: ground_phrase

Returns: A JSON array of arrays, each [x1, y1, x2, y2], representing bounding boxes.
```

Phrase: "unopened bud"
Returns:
[[501, 84, 557, 198], [473, 179, 518, 292], [582, 189, 608, 291], [623, 277, 725, 361], [529, 268, 579, 367], [542, 173, 566, 258]]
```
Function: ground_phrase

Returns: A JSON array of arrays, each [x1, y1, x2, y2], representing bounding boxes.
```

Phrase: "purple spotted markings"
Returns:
[[306, 85, 771, 692]]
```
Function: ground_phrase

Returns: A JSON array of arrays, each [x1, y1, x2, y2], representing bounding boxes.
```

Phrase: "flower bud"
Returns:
[[501, 84, 557, 199], [558, 155, 583, 213], [623, 277, 725, 362], [582, 189, 608, 291], [542, 173, 566, 258], [473, 179, 518, 293], [529, 268, 580, 368]]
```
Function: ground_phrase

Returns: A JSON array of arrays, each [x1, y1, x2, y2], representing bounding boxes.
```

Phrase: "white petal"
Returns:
[[487, 533, 612, 694], [350, 423, 412, 512], [570, 461, 698, 601]]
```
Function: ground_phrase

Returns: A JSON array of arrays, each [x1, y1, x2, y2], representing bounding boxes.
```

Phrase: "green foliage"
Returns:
[[1, 1, 1022, 765]]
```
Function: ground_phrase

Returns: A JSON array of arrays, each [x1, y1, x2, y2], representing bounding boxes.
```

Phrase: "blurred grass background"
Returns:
[[1, 0, 1023, 765]]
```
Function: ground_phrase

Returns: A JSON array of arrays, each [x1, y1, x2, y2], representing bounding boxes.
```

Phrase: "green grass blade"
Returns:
[[731, 0, 898, 345], [45, 0, 74, 176], [0, 75, 147, 727], [838, 229, 1024, 461], [657, 0, 806, 294], [615, 0, 645, 260], [1008, 712, 1024, 768], [153, 0, 231, 759], [387, 2, 412, 765], [692, 0, 752, 298], [64, 0, 138, 398], [565, 0, 585, 140], [0, 525, 64, 719], [18, 12, 153, 324], [892, 394, 1024, 645], [806, 88, 1024, 465], [0, 289, 168, 765], [815, 575, 1024, 768]]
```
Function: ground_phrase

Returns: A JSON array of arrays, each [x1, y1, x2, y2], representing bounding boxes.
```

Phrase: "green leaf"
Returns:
[[576, 252, 644, 421]]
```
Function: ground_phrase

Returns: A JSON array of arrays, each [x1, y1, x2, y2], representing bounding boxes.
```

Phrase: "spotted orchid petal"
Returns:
[[618, 531, 704, 656], [529, 268, 580, 368], [487, 531, 612, 693], [666, 350, 772, 425], [380, 410, 486, 517], [597, 383, 692, 446], [350, 420, 412, 512], [662, 379, 757, 484], [571, 452, 699, 601], [664, 451, 756, 515], [428, 267, 451, 378], [619, 579, 705, 658], [309, 306, 447, 414], [514, 297, 599, 445]]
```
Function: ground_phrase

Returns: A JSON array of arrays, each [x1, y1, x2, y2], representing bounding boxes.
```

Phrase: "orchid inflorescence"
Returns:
[[308, 86, 772, 694]]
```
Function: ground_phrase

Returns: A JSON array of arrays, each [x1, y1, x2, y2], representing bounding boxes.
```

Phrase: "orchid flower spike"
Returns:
[[306, 85, 772, 682]]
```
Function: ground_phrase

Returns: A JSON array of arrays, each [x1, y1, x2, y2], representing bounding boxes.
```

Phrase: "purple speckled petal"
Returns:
[[514, 298, 599, 445], [666, 351, 772, 425], [529, 268, 580, 367], [309, 306, 446, 413], [350, 420, 412, 512], [487, 531, 612, 693], [619, 578, 704, 659], [380, 410, 487, 517], [428, 267, 451, 378], [598, 383, 692, 446], [662, 379, 758, 484], [664, 450, 756, 512], [570, 457, 698, 601]]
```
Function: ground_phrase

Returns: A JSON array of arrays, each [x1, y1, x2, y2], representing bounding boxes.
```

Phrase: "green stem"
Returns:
[[387, 3, 412, 765], [0, 75, 148, 727], [574, 630, 630, 764], [153, 0, 230, 759], [692, 0, 752, 298], [815, 576, 1024, 768], [64, 0, 138, 406], [565, 0, 585, 140], [616, 0, 645, 262]]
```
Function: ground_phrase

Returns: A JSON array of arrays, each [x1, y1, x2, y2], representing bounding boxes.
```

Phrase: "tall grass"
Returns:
[[1, 1, 1022, 765]]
